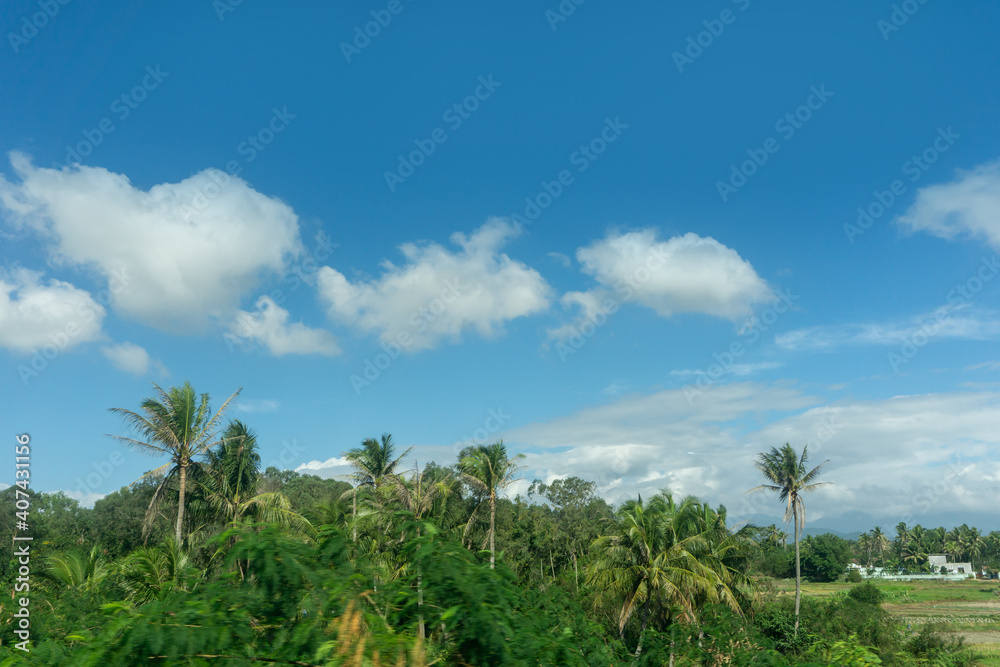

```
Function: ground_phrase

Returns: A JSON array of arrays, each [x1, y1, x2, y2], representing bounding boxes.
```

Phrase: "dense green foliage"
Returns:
[[1, 385, 993, 665]]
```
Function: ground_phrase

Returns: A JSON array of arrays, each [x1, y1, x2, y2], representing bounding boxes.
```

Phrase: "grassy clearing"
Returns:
[[772, 577, 1000, 663]]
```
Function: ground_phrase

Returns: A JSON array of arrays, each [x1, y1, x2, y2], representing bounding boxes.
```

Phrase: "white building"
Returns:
[[928, 554, 973, 574]]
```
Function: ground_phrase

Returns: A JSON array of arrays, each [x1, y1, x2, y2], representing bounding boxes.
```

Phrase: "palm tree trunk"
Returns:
[[634, 598, 651, 658], [572, 551, 579, 592], [352, 489, 357, 543], [794, 503, 801, 637], [489, 493, 496, 570], [417, 567, 425, 640], [175, 461, 187, 546]]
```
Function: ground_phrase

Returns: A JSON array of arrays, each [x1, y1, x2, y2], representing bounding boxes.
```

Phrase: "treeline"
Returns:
[[0, 383, 989, 665]]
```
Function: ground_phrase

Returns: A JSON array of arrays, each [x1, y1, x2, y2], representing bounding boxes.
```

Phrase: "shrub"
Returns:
[[848, 582, 885, 606], [846, 569, 864, 583]]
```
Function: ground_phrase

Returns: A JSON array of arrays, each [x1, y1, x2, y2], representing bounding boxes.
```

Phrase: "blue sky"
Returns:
[[2, 0, 999, 532]]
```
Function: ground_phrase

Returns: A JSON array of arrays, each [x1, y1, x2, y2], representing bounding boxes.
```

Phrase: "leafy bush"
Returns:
[[847, 569, 864, 583], [904, 623, 978, 666], [848, 581, 886, 605]]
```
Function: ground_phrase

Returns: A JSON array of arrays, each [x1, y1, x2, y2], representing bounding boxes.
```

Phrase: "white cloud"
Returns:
[[235, 398, 279, 414], [63, 489, 106, 508], [0, 153, 303, 332], [0, 268, 105, 353], [503, 383, 1000, 527], [296, 456, 351, 472], [896, 159, 1000, 250], [670, 361, 781, 377], [229, 296, 340, 357], [100, 341, 167, 376], [547, 251, 572, 268], [549, 230, 773, 340], [966, 361, 1000, 372], [579, 230, 773, 319], [776, 307, 1000, 351], [317, 218, 552, 351]]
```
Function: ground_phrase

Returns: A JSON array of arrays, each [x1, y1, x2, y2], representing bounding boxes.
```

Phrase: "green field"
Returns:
[[774, 578, 1000, 665]]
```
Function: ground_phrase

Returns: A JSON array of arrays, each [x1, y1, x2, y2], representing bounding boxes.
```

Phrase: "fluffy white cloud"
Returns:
[[296, 456, 351, 472], [317, 218, 552, 351], [0, 153, 303, 332], [0, 268, 105, 353], [100, 341, 167, 375], [503, 383, 1000, 527], [550, 231, 773, 340], [229, 296, 340, 357], [896, 159, 1000, 249]]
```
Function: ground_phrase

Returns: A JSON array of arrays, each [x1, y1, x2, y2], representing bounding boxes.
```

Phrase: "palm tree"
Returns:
[[587, 493, 752, 656], [120, 538, 193, 603], [870, 526, 890, 566], [193, 421, 311, 538], [391, 464, 454, 641], [41, 547, 110, 591], [748, 443, 829, 636], [458, 440, 525, 569], [895, 522, 910, 559], [343, 433, 412, 542], [108, 382, 241, 546], [392, 463, 453, 525], [962, 526, 984, 571], [858, 532, 874, 568]]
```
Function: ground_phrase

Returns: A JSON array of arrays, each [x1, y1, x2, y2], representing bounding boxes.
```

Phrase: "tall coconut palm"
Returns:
[[870, 526, 890, 566], [748, 443, 829, 636], [858, 532, 874, 568], [343, 433, 412, 542], [391, 464, 454, 641], [108, 382, 241, 546], [962, 526, 984, 570], [458, 440, 525, 569], [587, 493, 751, 656], [193, 420, 311, 537], [895, 522, 910, 559]]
